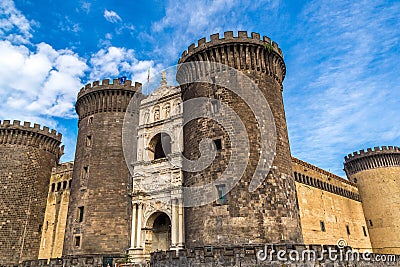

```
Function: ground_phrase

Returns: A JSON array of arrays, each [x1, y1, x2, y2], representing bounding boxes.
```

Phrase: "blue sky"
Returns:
[[0, 0, 399, 176]]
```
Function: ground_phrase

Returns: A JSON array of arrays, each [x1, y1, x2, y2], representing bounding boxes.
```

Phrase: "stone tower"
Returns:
[[0, 120, 63, 265], [38, 161, 73, 260], [63, 79, 141, 260], [177, 31, 303, 247], [344, 146, 400, 254]]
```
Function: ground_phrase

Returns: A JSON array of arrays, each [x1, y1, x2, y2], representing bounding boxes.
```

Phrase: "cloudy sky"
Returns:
[[1, 0, 399, 176]]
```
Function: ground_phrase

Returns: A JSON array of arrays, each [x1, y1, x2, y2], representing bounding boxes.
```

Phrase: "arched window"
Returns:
[[148, 133, 172, 160]]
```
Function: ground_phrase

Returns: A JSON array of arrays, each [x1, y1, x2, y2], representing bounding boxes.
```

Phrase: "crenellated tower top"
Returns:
[[77, 78, 142, 98], [75, 78, 142, 122], [177, 31, 286, 88], [344, 146, 400, 176], [0, 119, 63, 157], [179, 31, 283, 62]]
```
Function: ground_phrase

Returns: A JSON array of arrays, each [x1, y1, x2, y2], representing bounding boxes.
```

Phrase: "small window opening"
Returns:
[[320, 221, 326, 232], [369, 219, 373, 227], [362, 226, 368, 237], [63, 181, 67, 190], [346, 225, 351, 235], [216, 184, 227, 205], [88, 116, 93, 125], [78, 207, 84, 222], [74, 236, 81, 247], [69, 180, 72, 188], [86, 135, 92, 147], [211, 99, 219, 113], [213, 139, 222, 151], [51, 183, 56, 192], [57, 182, 61, 191], [82, 166, 88, 178]]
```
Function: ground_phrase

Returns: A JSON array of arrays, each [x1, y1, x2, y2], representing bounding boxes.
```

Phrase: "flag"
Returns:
[[119, 76, 127, 84], [147, 68, 150, 83]]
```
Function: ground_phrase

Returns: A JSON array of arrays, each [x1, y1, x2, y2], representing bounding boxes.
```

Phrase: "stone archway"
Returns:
[[146, 212, 171, 252], [148, 133, 172, 160]]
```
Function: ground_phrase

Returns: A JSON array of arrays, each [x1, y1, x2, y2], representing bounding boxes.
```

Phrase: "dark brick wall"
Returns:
[[63, 79, 140, 257], [178, 31, 303, 247], [0, 121, 62, 266]]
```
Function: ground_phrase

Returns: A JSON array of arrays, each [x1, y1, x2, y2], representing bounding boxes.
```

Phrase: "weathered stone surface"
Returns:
[[38, 162, 73, 260], [63, 79, 141, 257], [293, 157, 372, 251], [344, 146, 400, 255], [178, 31, 303, 247], [0, 120, 62, 265]]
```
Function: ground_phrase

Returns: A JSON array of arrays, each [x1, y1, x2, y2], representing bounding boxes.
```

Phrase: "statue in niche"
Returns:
[[165, 105, 170, 117], [154, 109, 160, 121]]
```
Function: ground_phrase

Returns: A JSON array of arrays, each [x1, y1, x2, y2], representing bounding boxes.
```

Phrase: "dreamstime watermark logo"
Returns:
[[257, 239, 398, 263], [122, 61, 277, 207]]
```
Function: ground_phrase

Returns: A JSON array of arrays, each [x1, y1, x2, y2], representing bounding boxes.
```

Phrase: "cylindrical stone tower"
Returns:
[[177, 31, 303, 247], [63, 79, 141, 258], [0, 120, 63, 265], [344, 146, 400, 254]]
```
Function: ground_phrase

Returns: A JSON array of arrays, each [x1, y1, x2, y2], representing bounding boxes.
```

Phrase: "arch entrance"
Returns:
[[147, 212, 171, 252]]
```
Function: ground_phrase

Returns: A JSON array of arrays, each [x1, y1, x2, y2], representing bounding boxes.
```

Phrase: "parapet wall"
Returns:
[[19, 244, 400, 267], [77, 78, 141, 99], [177, 31, 286, 88], [344, 146, 400, 176], [75, 79, 141, 121], [0, 120, 63, 156], [179, 31, 283, 62]]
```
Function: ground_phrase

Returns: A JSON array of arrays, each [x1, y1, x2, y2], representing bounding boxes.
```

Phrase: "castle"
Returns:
[[0, 31, 399, 267]]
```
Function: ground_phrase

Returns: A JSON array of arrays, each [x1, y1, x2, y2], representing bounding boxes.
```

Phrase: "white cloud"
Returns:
[[149, 0, 279, 63], [0, 41, 88, 119], [89, 46, 161, 84], [285, 0, 400, 175], [0, 0, 34, 43], [104, 9, 122, 23], [81, 2, 91, 14]]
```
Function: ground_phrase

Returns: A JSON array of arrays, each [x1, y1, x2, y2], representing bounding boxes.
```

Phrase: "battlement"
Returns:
[[0, 120, 62, 141], [292, 156, 356, 187], [77, 78, 142, 99], [345, 146, 400, 161], [51, 161, 74, 174], [75, 78, 142, 121], [179, 31, 283, 63], [344, 146, 400, 176]]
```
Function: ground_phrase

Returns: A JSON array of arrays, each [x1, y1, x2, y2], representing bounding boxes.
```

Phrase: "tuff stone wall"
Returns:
[[344, 146, 400, 254], [0, 120, 63, 266], [292, 157, 372, 251], [63, 79, 141, 257], [177, 31, 303, 247], [150, 245, 400, 267], [38, 162, 73, 260]]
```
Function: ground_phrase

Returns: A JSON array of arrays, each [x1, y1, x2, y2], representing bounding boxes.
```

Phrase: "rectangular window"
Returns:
[[369, 219, 373, 227], [51, 183, 55, 192], [211, 99, 219, 113], [86, 135, 92, 147], [362, 226, 368, 237], [213, 139, 222, 151], [74, 235, 81, 247], [346, 225, 351, 235], [82, 166, 88, 179], [216, 184, 227, 205], [320, 221, 326, 232], [78, 207, 84, 222]]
